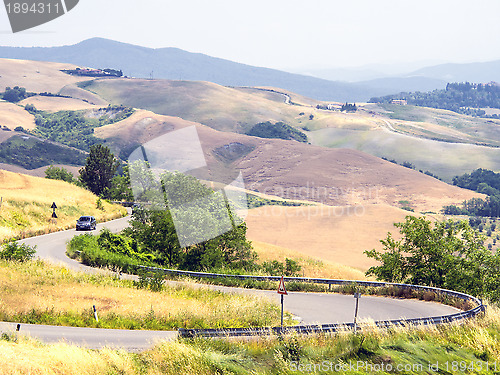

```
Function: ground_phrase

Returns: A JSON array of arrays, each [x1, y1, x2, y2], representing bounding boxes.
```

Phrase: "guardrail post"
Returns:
[[280, 294, 284, 328], [277, 276, 288, 328], [353, 292, 361, 332]]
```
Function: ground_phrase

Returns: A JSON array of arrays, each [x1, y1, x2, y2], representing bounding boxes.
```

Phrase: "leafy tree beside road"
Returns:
[[79, 144, 120, 198], [71, 169, 258, 273], [128, 171, 256, 271], [365, 216, 500, 303]]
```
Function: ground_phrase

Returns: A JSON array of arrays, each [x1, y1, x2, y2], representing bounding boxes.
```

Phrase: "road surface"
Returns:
[[11, 214, 459, 351]]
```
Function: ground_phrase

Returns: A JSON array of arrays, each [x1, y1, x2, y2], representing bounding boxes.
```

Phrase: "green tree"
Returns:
[[45, 165, 76, 184], [79, 144, 120, 197], [108, 164, 134, 201], [128, 170, 256, 271], [2, 86, 28, 103], [365, 216, 492, 298], [129, 209, 181, 267], [180, 222, 256, 271]]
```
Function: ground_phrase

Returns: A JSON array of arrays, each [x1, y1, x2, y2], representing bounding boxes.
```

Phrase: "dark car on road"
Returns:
[[76, 216, 97, 231]]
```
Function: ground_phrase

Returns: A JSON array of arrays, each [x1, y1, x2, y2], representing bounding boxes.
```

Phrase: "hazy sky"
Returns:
[[1, 0, 499, 71]]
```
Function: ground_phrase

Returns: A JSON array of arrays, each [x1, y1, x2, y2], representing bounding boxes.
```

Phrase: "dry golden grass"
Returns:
[[246, 204, 414, 271], [0, 338, 135, 375], [19, 96, 99, 112], [0, 170, 126, 241], [58, 84, 109, 106], [0, 163, 81, 179], [86, 78, 391, 134], [0, 101, 36, 130], [94, 109, 198, 150], [0, 58, 91, 93], [0, 337, 217, 375], [0, 307, 498, 374], [235, 137, 480, 212], [0, 260, 278, 328], [307, 109, 379, 131], [252, 240, 367, 280]]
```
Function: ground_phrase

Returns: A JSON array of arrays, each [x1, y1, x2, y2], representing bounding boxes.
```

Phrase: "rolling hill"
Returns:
[[0, 57, 488, 272], [0, 59, 486, 211], [83, 75, 500, 181], [0, 101, 36, 130], [83, 78, 318, 133], [0, 58, 91, 93], [95, 109, 482, 270], [2, 58, 500, 184], [95, 109, 480, 212], [0, 38, 445, 102], [19, 96, 99, 112]]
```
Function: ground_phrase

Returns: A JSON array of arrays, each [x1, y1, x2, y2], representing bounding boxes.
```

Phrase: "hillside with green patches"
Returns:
[[79, 79, 319, 133], [371, 82, 500, 118], [30, 105, 134, 152], [246, 121, 308, 142], [78, 74, 500, 183], [0, 135, 86, 170]]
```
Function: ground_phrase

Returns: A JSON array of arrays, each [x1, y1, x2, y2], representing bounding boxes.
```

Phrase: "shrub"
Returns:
[[262, 258, 302, 276], [0, 241, 36, 262], [245, 121, 308, 143], [45, 165, 76, 184], [135, 270, 165, 292], [68, 232, 150, 273], [96, 198, 104, 211]]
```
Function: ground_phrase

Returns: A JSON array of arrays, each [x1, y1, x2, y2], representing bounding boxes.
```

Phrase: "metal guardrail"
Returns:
[[134, 265, 486, 338], [178, 306, 486, 338]]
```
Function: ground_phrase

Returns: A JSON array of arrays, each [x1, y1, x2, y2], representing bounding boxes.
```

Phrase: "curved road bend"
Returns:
[[13, 215, 459, 350]]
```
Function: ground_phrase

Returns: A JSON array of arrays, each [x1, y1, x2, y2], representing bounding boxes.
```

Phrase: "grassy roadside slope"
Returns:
[[1, 307, 499, 374], [0, 259, 284, 330], [0, 169, 126, 241]]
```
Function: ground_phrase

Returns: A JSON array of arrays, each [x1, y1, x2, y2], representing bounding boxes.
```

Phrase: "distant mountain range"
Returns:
[[296, 60, 500, 87], [0, 38, 498, 101], [410, 61, 500, 83]]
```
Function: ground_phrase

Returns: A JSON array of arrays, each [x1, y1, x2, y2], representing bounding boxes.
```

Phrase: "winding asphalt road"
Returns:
[[6, 215, 459, 351]]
